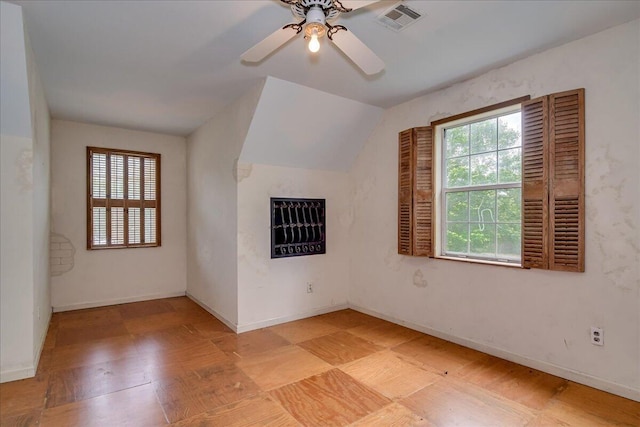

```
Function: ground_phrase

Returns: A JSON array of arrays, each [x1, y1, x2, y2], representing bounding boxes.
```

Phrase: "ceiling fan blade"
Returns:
[[329, 26, 384, 75], [241, 24, 302, 63], [333, 0, 382, 12]]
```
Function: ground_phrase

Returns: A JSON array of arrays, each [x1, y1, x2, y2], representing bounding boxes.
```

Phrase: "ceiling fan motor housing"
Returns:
[[292, 0, 340, 21]]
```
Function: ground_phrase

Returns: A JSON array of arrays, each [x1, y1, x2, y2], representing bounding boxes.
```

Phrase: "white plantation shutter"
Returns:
[[87, 147, 161, 249]]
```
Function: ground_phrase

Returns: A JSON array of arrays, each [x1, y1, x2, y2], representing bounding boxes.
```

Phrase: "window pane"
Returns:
[[145, 208, 156, 244], [111, 207, 124, 245], [92, 153, 107, 198], [470, 223, 496, 257], [470, 118, 497, 154], [110, 155, 124, 199], [93, 207, 106, 245], [129, 208, 141, 244], [470, 190, 496, 223], [497, 188, 521, 222], [498, 112, 521, 149], [446, 191, 468, 222], [446, 223, 468, 253], [144, 157, 156, 201], [445, 125, 469, 158], [128, 157, 140, 200], [498, 147, 521, 183], [470, 153, 497, 186], [446, 157, 469, 187], [498, 224, 521, 259]]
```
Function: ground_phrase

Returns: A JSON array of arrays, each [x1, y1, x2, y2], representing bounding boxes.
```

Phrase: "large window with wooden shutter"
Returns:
[[87, 147, 161, 249], [398, 89, 584, 272]]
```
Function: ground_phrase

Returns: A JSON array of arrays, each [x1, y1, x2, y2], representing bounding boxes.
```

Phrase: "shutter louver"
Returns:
[[398, 129, 413, 255], [413, 127, 434, 256], [521, 89, 584, 272], [398, 127, 434, 256], [521, 96, 549, 269], [549, 89, 585, 272]]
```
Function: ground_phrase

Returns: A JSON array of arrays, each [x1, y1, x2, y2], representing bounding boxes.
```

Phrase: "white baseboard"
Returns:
[[235, 303, 349, 333], [53, 291, 186, 312], [186, 292, 239, 333], [349, 304, 640, 402], [1, 310, 52, 384], [0, 365, 36, 383]]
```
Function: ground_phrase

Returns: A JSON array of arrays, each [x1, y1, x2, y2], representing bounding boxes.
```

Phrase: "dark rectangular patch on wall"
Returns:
[[271, 198, 325, 258]]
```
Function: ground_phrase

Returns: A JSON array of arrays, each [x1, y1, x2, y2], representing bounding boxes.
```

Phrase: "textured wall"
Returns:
[[237, 163, 350, 331], [348, 19, 639, 398], [186, 82, 264, 327]]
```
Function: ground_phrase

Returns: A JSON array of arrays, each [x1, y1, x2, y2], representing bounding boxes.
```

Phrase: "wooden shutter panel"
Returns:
[[398, 129, 413, 255], [549, 89, 585, 272], [522, 88, 585, 272], [521, 96, 549, 269], [398, 127, 434, 256], [413, 126, 434, 256]]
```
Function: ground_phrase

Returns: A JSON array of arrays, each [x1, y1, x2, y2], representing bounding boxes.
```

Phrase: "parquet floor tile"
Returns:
[[171, 393, 301, 427], [270, 369, 391, 426], [237, 345, 332, 390], [340, 350, 441, 400], [348, 402, 433, 426], [268, 316, 340, 343], [298, 331, 383, 365], [401, 377, 536, 426], [347, 321, 422, 348]]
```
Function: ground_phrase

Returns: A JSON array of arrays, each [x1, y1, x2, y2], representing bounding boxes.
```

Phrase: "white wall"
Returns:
[[25, 23, 51, 367], [186, 82, 264, 327], [348, 19, 640, 399], [50, 120, 187, 310], [237, 163, 350, 331], [1, 135, 35, 381], [0, 1, 51, 382]]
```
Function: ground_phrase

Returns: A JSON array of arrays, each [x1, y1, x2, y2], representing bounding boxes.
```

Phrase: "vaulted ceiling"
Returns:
[[12, 0, 640, 136]]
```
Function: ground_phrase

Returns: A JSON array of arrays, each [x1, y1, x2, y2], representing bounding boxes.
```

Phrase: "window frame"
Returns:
[[432, 96, 529, 266], [86, 146, 161, 250]]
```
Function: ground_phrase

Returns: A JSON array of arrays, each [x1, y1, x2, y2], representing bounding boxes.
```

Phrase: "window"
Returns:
[[398, 89, 584, 272], [438, 107, 522, 264], [87, 147, 161, 249]]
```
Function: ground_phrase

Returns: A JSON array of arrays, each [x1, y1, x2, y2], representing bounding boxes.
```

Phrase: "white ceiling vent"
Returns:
[[376, 2, 422, 32]]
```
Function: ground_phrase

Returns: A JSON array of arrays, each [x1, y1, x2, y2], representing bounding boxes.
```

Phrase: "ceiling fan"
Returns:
[[241, 0, 385, 75]]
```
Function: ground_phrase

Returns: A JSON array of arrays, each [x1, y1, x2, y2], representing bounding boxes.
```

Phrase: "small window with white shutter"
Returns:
[[87, 147, 161, 249]]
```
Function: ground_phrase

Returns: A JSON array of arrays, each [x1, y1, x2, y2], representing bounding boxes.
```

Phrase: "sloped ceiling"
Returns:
[[240, 77, 383, 171], [12, 1, 640, 136]]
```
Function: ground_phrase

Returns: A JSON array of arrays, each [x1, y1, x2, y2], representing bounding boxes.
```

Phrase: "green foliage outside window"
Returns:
[[443, 112, 522, 261]]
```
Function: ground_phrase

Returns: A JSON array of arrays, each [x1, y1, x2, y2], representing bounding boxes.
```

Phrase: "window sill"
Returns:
[[435, 255, 522, 269]]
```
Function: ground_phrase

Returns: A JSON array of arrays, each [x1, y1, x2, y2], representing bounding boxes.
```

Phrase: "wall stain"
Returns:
[[384, 247, 401, 272], [16, 148, 33, 192], [234, 159, 253, 183], [413, 269, 428, 288]]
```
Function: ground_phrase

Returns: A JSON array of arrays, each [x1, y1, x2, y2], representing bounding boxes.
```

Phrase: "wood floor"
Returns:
[[1, 297, 638, 426]]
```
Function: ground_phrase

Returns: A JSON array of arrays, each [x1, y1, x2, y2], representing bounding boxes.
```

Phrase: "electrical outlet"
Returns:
[[591, 326, 604, 346], [307, 282, 313, 293]]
